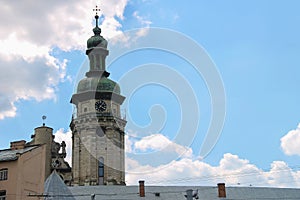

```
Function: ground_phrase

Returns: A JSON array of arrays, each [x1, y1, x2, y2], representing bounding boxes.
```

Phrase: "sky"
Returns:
[[1, 0, 300, 187]]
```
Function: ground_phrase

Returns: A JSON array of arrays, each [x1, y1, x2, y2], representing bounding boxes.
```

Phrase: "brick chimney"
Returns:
[[10, 140, 26, 150], [139, 180, 145, 197], [218, 183, 226, 198]]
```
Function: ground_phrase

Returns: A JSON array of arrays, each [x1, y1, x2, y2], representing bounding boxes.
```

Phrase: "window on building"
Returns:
[[98, 157, 104, 177], [0, 169, 8, 181], [0, 190, 6, 200]]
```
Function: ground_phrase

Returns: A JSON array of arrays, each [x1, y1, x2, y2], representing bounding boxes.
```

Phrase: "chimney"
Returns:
[[10, 140, 26, 150], [139, 180, 145, 197], [218, 183, 226, 198]]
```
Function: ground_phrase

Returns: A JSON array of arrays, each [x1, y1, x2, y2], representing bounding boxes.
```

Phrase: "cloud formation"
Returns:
[[53, 128, 300, 187], [0, 0, 130, 120], [126, 151, 300, 187], [280, 123, 300, 156], [133, 133, 193, 158], [124, 131, 300, 187]]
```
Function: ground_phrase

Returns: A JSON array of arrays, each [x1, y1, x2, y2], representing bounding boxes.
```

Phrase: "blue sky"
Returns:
[[1, 0, 300, 186]]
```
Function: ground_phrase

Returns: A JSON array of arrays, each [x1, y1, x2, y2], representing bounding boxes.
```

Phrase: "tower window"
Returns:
[[0, 169, 8, 181], [84, 107, 88, 112], [0, 190, 6, 200], [96, 127, 104, 137], [98, 157, 104, 177]]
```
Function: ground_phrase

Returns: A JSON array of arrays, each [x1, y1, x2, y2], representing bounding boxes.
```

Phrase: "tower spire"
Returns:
[[93, 5, 101, 27], [91, 5, 102, 36]]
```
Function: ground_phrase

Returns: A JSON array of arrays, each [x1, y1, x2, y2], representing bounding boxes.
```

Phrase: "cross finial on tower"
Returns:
[[93, 5, 101, 27], [93, 5, 101, 16]]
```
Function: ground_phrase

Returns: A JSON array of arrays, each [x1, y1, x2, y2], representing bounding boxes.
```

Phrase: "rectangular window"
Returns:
[[0, 169, 8, 181], [0, 190, 6, 200], [98, 158, 104, 177]]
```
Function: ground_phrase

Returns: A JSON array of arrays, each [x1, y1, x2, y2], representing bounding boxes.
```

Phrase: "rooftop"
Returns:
[[0, 145, 40, 162], [44, 170, 75, 200], [68, 185, 300, 200]]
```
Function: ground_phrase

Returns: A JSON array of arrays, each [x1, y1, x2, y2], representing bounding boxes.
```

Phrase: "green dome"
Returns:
[[87, 17, 108, 49], [87, 33, 108, 49], [77, 77, 120, 94]]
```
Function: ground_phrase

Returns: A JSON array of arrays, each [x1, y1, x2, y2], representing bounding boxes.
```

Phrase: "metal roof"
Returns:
[[68, 185, 300, 200], [0, 145, 39, 162], [44, 170, 75, 200]]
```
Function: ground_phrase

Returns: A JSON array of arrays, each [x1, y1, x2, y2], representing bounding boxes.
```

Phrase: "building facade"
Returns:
[[0, 141, 46, 200], [28, 124, 72, 183], [70, 12, 126, 186], [0, 124, 72, 200]]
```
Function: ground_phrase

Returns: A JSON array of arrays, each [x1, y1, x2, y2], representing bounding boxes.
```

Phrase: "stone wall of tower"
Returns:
[[71, 12, 126, 186], [71, 114, 126, 186], [30, 125, 72, 183], [32, 126, 53, 179]]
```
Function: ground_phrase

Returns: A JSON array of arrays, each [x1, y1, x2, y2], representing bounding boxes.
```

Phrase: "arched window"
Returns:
[[0, 169, 8, 181]]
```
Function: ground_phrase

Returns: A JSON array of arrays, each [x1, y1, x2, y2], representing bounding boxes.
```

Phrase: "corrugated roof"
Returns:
[[68, 185, 300, 200], [0, 145, 39, 162]]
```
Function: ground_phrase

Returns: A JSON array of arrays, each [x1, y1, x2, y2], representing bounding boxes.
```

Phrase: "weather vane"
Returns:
[[93, 5, 101, 16]]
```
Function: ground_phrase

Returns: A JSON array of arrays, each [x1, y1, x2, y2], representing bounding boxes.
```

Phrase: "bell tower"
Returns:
[[70, 7, 126, 186]]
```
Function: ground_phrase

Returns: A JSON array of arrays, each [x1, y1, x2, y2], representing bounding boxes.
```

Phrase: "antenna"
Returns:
[[42, 115, 47, 126]]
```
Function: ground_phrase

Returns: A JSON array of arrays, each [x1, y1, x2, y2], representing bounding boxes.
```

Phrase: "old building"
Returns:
[[2, 5, 300, 200], [0, 124, 71, 200], [28, 124, 72, 184], [70, 10, 126, 186], [0, 141, 46, 200]]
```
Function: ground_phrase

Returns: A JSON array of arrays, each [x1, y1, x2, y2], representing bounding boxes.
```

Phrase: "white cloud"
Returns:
[[0, 53, 66, 119], [48, 129, 300, 187], [280, 123, 300, 156], [0, 98, 16, 120], [53, 128, 72, 165], [0, 0, 131, 120], [125, 134, 134, 153], [267, 161, 299, 188], [133, 11, 152, 27], [126, 151, 300, 187], [123, 132, 300, 187], [133, 133, 193, 158]]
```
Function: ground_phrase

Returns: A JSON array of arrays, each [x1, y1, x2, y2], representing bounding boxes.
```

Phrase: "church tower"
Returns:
[[70, 8, 126, 186]]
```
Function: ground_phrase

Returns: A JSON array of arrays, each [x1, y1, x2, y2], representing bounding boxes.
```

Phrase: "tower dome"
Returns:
[[76, 76, 121, 94], [87, 15, 108, 49]]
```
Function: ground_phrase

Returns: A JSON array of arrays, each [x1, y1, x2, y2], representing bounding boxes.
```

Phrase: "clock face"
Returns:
[[95, 100, 107, 112]]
